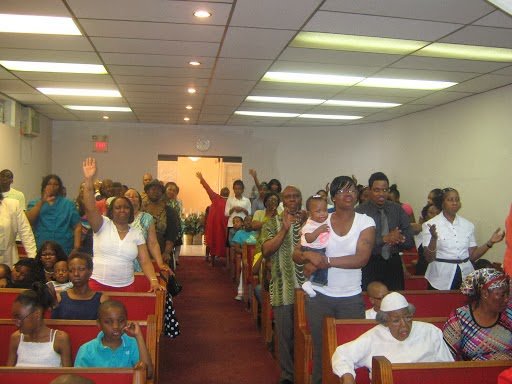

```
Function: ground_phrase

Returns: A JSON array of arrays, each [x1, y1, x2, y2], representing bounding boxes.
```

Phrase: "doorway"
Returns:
[[157, 155, 243, 215]]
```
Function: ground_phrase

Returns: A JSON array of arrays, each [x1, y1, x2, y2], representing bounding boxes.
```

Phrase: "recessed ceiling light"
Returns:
[[187, 88, 197, 94], [0, 60, 107, 74], [415, 42, 512, 62], [189, 61, 201, 66], [0, 14, 81, 35], [193, 10, 211, 18], [37, 88, 121, 97], [292, 32, 426, 55], [299, 113, 362, 120], [65, 105, 131, 112], [186, 105, 193, 110], [324, 100, 401, 108], [246, 96, 325, 105], [357, 77, 457, 90], [184, 117, 190, 121], [102, 115, 110, 120], [235, 111, 298, 118], [262, 72, 364, 86]]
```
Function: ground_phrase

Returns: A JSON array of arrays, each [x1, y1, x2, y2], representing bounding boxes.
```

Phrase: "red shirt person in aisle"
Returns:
[[196, 172, 229, 263]]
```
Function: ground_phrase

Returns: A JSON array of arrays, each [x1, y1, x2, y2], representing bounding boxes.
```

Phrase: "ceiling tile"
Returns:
[[474, 10, 512, 28], [230, 0, 321, 29], [91, 37, 220, 56], [69, 0, 232, 24], [320, 0, 494, 24], [212, 58, 272, 80], [108, 65, 212, 78], [491, 65, 512, 76], [115, 75, 209, 86], [6, 93, 54, 104], [219, 27, 296, 59], [449, 74, 512, 93], [80, 19, 225, 42], [13, 72, 112, 84], [0, 67, 16, 79], [208, 79, 257, 95], [0, 80, 36, 93], [391, 56, 509, 73], [440, 26, 512, 48], [101, 53, 215, 68], [409, 91, 473, 105], [119, 82, 209, 94], [0, 0, 72, 16], [303, 11, 462, 41], [0, 34, 93, 51], [203, 94, 246, 106], [373, 67, 479, 82], [269, 60, 383, 76], [280, 47, 401, 67]]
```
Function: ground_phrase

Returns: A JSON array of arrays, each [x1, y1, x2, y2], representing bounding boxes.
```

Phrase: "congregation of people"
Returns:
[[2, 160, 512, 384]]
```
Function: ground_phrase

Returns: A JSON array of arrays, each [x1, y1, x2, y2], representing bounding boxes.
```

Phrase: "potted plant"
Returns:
[[182, 212, 205, 245]]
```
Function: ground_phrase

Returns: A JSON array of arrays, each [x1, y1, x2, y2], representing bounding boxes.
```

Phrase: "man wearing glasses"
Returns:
[[355, 172, 414, 290]]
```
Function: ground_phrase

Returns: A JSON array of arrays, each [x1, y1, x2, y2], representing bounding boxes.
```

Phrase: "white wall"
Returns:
[[51, 84, 512, 262], [0, 115, 52, 203]]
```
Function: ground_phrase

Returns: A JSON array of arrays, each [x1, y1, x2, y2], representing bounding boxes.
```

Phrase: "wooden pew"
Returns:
[[404, 276, 428, 290], [322, 317, 447, 384], [241, 244, 257, 307], [295, 287, 461, 384], [0, 289, 165, 335], [0, 366, 145, 384], [372, 356, 512, 384], [0, 317, 156, 378]]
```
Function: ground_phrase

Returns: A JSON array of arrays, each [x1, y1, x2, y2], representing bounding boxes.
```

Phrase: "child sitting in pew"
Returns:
[[8, 258, 45, 288], [7, 282, 72, 367], [47, 260, 73, 293], [74, 300, 153, 379]]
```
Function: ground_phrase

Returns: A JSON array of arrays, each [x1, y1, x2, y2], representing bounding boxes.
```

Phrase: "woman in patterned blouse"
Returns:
[[443, 268, 512, 360]]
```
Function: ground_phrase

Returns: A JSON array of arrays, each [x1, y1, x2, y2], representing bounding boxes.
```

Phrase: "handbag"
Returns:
[[166, 274, 183, 297]]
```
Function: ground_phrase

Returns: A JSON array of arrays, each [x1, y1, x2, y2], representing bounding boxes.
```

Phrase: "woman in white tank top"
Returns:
[[7, 282, 72, 367]]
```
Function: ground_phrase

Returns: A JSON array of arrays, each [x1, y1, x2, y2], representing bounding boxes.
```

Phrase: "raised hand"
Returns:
[[124, 321, 142, 338], [428, 223, 438, 239], [489, 228, 505, 244], [82, 157, 97, 180], [196, 172, 203, 180]]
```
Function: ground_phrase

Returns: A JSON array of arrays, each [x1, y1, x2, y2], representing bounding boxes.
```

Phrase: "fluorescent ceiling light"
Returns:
[[189, 61, 201, 66], [186, 105, 193, 110], [0, 14, 81, 35], [357, 77, 457, 90], [189, 157, 200, 161], [292, 32, 426, 55], [235, 111, 298, 118], [263, 72, 363, 86], [246, 96, 324, 105], [187, 88, 197, 94], [325, 100, 400, 108], [65, 105, 131, 112], [415, 42, 512, 62], [299, 114, 362, 120], [487, 0, 512, 15], [0, 60, 107, 74], [38, 88, 121, 97], [184, 117, 190, 121]]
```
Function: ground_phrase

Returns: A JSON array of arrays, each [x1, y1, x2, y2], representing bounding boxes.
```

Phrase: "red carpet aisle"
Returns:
[[158, 256, 280, 384]]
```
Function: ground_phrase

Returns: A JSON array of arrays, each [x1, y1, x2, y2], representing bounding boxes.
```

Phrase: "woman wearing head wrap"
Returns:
[[443, 268, 512, 360], [332, 292, 453, 383]]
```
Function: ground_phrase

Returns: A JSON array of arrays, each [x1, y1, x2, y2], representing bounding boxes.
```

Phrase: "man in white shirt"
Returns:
[[332, 292, 453, 383], [0, 169, 26, 209]]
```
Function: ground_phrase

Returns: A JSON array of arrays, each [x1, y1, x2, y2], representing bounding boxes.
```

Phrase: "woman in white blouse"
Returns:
[[0, 193, 36, 265], [224, 179, 251, 229], [82, 157, 162, 292], [422, 188, 504, 290]]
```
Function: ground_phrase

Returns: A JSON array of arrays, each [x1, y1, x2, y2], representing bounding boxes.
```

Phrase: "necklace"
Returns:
[[44, 268, 53, 274], [116, 226, 129, 233]]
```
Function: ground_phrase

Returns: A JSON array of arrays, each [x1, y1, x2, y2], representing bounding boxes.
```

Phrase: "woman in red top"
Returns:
[[196, 172, 229, 264]]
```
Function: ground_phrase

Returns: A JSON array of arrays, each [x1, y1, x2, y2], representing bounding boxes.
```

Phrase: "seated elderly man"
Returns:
[[331, 292, 453, 383]]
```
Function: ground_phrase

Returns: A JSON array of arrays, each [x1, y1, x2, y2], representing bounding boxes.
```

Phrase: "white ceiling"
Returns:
[[0, 0, 511, 126]]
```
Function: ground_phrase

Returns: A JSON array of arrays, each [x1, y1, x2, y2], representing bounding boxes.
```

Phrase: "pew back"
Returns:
[[0, 366, 145, 384], [0, 289, 164, 335], [0, 317, 155, 369], [372, 356, 512, 384], [322, 317, 447, 384]]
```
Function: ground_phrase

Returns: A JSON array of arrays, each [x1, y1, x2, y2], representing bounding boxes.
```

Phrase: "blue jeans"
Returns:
[[302, 246, 328, 286]]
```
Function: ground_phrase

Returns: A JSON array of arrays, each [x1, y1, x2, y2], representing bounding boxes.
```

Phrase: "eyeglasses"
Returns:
[[41, 252, 56, 256], [13, 309, 36, 326], [336, 188, 357, 195]]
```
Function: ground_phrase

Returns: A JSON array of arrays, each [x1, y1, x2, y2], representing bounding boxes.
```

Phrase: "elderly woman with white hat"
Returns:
[[331, 292, 453, 383]]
